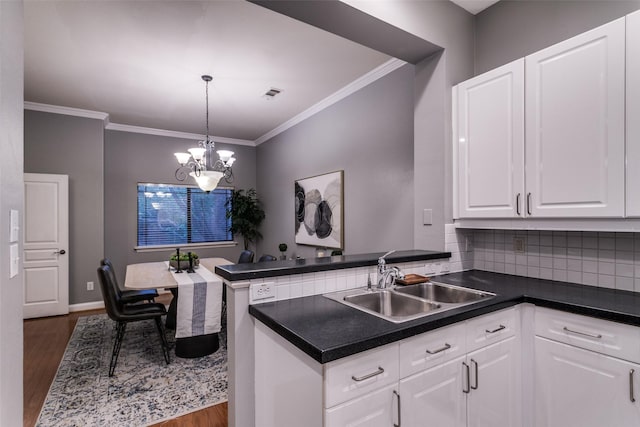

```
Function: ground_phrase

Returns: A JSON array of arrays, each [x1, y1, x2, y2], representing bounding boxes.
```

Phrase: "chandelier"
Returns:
[[174, 75, 235, 192]]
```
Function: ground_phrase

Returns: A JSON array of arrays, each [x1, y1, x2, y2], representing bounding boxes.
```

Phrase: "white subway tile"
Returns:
[[539, 246, 553, 256], [540, 233, 553, 246], [567, 233, 582, 248], [505, 253, 516, 264], [582, 272, 598, 286], [598, 249, 615, 262], [616, 237, 634, 252], [516, 265, 527, 276], [302, 281, 315, 296], [567, 258, 582, 272], [552, 232, 567, 247], [582, 249, 598, 260], [553, 258, 567, 270], [540, 257, 554, 269], [599, 237, 615, 250], [528, 232, 540, 245], [615, 251, 634, 264], [276, 284, 291, 300], [582, 236, 598, 249], [527, 267, 540, 278], [540, 268, 553, 280], [527, 255, 540, 267], [325, 276, 337, 292], [582, 260, 598, 273], [598, 261, 615, 276], [567, 247, 582, 259], [336, 275, 347, 290], [567, 270, 582, 284], [493, 262, 505, 273], [553, 269, 568, 282], [616, 263, 635, 278], [598, 274, 615, 289], [553, 247, 567, 258], [615, 276, 634, 292], [505, 264, 516, 275], [290, 282, 303, 298], [527, 244, 540, 255]]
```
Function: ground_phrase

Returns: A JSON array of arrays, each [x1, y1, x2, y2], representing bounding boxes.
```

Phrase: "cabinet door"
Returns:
[[399, 355, 466, 427], [467, 337, 521, 427], [535, 336, 640, 427], [626, 10, 640, 216], [525, 18, 625, 218], [324, 383, 397, 427], [456, 59, 525, 218]]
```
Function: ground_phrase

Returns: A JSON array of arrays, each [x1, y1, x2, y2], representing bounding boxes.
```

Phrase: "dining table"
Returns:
[[124, 257, 232, 358]]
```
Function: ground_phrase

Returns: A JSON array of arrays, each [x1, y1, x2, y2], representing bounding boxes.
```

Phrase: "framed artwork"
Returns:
[[295, 170, 343, 249]]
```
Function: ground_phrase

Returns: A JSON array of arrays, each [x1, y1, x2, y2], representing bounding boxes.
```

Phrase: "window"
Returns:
[[137, 183, 232, 248]]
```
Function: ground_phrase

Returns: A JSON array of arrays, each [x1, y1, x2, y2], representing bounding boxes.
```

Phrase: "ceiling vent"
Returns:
[[263, 87, 283, 100]]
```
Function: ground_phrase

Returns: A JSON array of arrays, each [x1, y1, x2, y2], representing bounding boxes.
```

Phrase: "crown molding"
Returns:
[[24, 101, 109, 121], [254, 58, 407, 145], [105, 122, 255, 147]]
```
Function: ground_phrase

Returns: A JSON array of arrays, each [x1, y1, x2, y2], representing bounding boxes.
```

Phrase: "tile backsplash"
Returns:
[[468, 228, 640, 293]]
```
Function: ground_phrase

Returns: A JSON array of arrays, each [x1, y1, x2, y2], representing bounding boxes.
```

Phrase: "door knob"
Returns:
[[54, 249, 66, 255]]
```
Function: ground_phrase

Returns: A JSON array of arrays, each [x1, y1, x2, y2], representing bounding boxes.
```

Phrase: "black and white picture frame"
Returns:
[[294, 170, 343, 249]]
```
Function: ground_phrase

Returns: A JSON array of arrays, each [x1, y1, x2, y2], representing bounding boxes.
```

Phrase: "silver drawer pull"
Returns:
[[631, 369, 636, 403], [563, 326, 602, 339], [485, 324, 506, 334], [426, 343, 451, 355], [351, 366, 384, 382], [393, 390, 401, 427], [462, 361, 470, 393]]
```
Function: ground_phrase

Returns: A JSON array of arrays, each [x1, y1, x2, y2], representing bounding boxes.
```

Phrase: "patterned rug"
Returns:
[[36, 314, 227, 427]]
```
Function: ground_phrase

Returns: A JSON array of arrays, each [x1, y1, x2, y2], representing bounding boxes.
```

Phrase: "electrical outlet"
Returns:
[[87, 281, 94, 291], [251, 282, 276, 301], [513, 237, 526, 253]]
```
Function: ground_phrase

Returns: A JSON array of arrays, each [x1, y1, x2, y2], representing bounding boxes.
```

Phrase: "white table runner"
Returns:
[[167, 263, 223, 339]]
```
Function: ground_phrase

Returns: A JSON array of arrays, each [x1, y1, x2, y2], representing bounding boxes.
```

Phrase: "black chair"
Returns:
[[100, 258, 159, 304], [237, 250, 255, 263], [97, 264, 170, 377], [258, 254, 277, 262]]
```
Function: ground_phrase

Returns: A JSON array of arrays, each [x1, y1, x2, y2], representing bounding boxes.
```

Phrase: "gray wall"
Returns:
[[475, 0, 640, 74], [0, 0, 24, 423], [256, 64, 415, 259], [24, 111, 104, 305], [104, 130, 257, 284]]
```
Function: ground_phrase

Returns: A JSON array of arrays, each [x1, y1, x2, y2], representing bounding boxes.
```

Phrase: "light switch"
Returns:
[[422, 209, 433, 225], [10, 209, 19, 243], [10, 244, 19, 278]]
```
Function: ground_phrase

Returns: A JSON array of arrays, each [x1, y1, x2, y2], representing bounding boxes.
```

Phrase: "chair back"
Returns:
[[100, 258, 123, 296], [237, 250, 255, 263], [258, 254, 277, 262], [97, 264, 124, 321]]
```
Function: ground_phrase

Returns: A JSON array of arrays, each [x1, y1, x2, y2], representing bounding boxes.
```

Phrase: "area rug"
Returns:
[[36, 314, 227, 427]]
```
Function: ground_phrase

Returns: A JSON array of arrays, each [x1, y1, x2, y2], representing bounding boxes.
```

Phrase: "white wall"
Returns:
[[0, 0, 24, 424]]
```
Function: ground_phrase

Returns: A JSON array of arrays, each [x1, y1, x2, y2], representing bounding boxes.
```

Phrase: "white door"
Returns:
[[525, 18, 625, 218], [324, 383, 397, 427], [456, 58, 525, 218], [626, 10, 640, 217], [467, 337, 521, 427], [535, 336, 640, 427], [399, 355, 466, 427], [23, 173, 69, 318]]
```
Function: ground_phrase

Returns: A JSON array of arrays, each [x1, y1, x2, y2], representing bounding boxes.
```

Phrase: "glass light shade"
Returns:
[[189, 171, 223, 192], [188, 147, 206, 161], [226, 157, 236, 167], [217, 150, 235, 162], [174, 152, 191, 165]]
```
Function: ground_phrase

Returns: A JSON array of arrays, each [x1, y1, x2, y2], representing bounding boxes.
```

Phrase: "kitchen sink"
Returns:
[[324, 281, 495, 323], [395, 281, 494, 304], [344, 290, 441, 319]]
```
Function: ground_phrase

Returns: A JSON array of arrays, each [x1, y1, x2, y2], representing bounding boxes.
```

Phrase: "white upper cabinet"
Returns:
[[456, 59, 525, 218], [626, 10, 640, 217], [525, 18, 626, 218]]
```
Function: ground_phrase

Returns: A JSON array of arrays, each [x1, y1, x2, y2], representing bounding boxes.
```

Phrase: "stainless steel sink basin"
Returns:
[[344, 290, 441, 319], [394, 282, 493, 304], [324, 281, 495, 323]]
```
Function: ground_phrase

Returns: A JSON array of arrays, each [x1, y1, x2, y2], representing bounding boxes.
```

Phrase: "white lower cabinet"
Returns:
[[535, 336, 640, 427], [324, 383, 398, 427]]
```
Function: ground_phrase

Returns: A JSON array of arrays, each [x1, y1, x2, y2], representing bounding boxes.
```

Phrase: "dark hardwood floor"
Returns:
[[23, 295, 228, 427]]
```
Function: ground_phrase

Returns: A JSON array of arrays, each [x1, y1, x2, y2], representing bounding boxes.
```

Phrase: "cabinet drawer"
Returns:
[[324, 343, 399, 408], [466, 307, 518, 353], [399, 322, 467, 378], [535, 307, 640, 363], [324, 383, 397, 427]]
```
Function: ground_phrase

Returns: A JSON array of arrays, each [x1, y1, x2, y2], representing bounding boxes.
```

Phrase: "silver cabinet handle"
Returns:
[[351, 366, 384, 382], [631, 369, 636, 403], [462, 361, 470, 393], [516, 193, 521, 216], [471, 359, 479, 390], [393, 390, 401, 427], [485, 324, 506, 334], [527, 193, 532, 215], [426, 343, 451, 355], [562, 326, 602, 339]]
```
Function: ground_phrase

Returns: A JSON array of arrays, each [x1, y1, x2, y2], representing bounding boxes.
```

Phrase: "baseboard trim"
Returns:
[[69, 301, 105, 312]]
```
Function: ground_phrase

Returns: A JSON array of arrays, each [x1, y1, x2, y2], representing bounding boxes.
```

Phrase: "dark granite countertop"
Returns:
[[249, 270, 640, 364], [214, 249, 451, 281]]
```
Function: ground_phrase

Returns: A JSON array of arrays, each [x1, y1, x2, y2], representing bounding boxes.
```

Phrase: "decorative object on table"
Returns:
[[225, 188, 265, 250], [278, 243, 288, 260], [170, 251, 199, 270], [295, 170, 343, 249], [173, 75, 236, 192], [257, 254, 277, 262], [395, 274, 430, 286], [35, 314, 227, 427]]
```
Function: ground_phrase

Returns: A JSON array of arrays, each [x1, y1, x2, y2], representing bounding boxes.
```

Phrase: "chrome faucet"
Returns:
[[377, 250, 404, 289]]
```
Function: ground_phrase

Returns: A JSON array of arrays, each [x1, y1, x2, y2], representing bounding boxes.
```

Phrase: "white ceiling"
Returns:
[[24, 0, 391, 142], [449, 0, 500, 15]]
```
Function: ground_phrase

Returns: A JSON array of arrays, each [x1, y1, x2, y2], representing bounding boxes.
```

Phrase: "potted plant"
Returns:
[[169, 252, 199, 269], [278, 243, 288, 260], [226, 188, 266, 250]]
